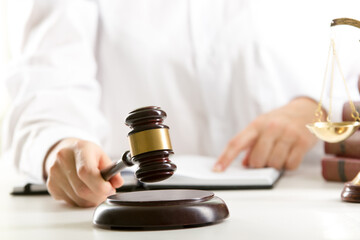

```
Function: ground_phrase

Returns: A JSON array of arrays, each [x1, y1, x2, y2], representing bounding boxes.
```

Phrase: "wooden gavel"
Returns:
[[93, 108, 228, 229], [100, 106, 177, 183]]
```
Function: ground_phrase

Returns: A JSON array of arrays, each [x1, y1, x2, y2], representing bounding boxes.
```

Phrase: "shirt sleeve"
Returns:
[[1, 0, 108, 183]]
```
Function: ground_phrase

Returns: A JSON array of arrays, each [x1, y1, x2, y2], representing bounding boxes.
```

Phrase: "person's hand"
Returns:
[[214, 97, 323, 171], [44, 138, 123, 207]]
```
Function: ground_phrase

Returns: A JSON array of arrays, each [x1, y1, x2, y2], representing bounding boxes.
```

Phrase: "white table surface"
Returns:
[[1, 161, 360, 240]]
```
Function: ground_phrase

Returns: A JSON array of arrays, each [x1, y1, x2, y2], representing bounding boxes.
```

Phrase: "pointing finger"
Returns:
[[214, 124, 259, 172]]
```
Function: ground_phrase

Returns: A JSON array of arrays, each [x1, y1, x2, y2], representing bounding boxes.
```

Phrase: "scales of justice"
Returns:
[[306, 18, 360, 203]]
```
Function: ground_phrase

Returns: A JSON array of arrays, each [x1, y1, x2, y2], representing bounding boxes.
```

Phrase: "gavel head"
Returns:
[[125, 106, 176, 182]]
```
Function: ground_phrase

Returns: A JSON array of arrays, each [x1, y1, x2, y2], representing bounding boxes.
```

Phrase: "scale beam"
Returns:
[[331, 18, 360, 29]]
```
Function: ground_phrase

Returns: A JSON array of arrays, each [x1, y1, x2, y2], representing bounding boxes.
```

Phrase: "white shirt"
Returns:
[[2, 0, 360, 183]]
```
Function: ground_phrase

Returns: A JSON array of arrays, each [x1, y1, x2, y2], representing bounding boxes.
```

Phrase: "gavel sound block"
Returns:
[[93, 106, 229, 229], [93, 189, 229, 229]]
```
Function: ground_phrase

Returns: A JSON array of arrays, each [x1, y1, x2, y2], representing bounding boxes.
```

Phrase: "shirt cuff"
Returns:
[[19, 126, 100, 184]]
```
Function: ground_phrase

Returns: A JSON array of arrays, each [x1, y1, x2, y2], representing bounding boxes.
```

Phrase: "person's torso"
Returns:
[[95, 0, 360, 160]]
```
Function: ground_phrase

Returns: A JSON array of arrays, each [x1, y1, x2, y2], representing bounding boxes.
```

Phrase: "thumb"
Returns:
[[99, 154, 124, 189]]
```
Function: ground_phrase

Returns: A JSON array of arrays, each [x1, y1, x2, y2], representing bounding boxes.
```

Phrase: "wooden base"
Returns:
[[341, 182, 360, 203], [93, 189, 229, 229]]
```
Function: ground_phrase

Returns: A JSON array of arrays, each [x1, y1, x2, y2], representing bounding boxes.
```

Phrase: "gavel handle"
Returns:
[[100, 151, 134, 181]]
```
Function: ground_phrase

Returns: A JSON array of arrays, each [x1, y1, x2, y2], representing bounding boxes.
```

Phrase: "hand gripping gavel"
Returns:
[[100, 106, 177, 183]]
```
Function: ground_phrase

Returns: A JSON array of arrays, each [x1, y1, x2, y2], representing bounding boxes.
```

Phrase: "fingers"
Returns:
[[266, 140, 291, 170], [217, 97, 318, 171], [266, 129, 296, 170], [216, 121, 301, 171], [109, 175, 124, 189], [47, 161, 76, 206], [48, 147, 105, 207], [73, 142, 114, 197], [285, 138, 308, 170], [52, 170, 94, 208], [241, 150, 251, 167], [217, 124, 306, 171], [247, 126, 310, 170], [49, 186, 76, 206], [97, 153, 123, 189], [246, 121, 285, 168], [47, 152, 92, 207], [46, 139, 123, 207], [214, 122, 259, 172], [57, 148, 93, 198]]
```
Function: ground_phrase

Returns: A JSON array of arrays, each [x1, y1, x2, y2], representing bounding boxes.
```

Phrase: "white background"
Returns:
[[0, 0, 11, 157]]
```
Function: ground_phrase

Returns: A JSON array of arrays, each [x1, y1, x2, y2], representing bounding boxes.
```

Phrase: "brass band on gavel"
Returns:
[[128, 128, 173, 157]]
